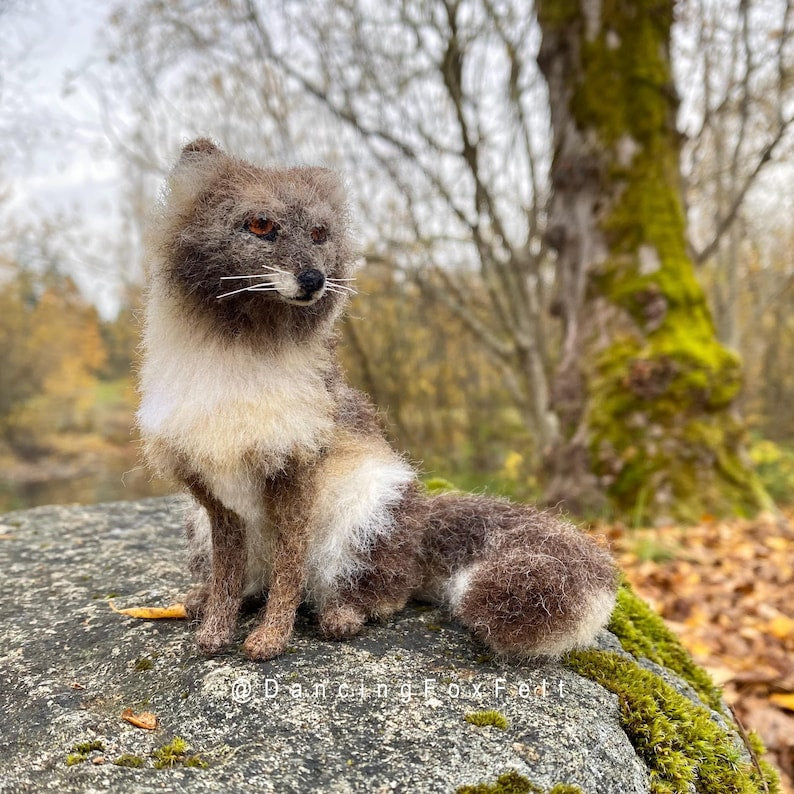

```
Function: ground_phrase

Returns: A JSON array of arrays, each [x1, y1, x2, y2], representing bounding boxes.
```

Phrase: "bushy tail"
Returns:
[[424, 493, 617, 657]]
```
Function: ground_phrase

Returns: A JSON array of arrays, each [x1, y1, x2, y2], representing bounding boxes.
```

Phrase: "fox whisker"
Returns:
[[216, 284, 281, 299], [325, 283, 357, 294], [325, 285, 356, 297], [220, 274, 277, 281], [260, 263, 293, 278]]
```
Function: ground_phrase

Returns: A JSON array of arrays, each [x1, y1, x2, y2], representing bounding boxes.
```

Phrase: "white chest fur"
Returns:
[[137, 292, 335, 479]]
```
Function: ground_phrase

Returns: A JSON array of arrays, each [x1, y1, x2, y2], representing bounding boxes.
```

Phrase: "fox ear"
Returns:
[[166, 138, 225, 204], [177, 137, 223, 165]]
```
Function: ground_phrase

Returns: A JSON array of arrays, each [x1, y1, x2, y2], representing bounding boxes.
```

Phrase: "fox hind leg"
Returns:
[[315, 481, 427, 639]]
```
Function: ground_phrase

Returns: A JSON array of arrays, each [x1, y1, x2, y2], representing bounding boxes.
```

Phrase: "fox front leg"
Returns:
[[187, 481, 247, 655], [242, 530, 306, 661], [242, 466, 312, 661]]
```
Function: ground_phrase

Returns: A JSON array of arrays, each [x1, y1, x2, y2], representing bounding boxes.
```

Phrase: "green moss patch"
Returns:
[[456, 770, 583, 794], [608, 581, 722, 710], [566, 649, 779, 794], [423, 477, 457, 494], [71, 739, 104, 754], [151, 736, 208, 770], [65, 739, 104, 766], [465, 710, 509, 730]]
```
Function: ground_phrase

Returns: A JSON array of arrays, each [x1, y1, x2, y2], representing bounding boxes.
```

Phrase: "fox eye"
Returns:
[[311, 226, 328, 245], [246, 215, 277, 241]]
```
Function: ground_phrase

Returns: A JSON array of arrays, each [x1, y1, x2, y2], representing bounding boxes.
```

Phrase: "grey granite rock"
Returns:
[[0, 497, 654, 793]]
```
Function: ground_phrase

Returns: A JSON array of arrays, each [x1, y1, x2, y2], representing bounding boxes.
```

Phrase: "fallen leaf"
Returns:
[[737, 697, 794, 752], [730, 667, 783, 685], [687, 639, 715, 658], [768, 614, 794, 640], [608, 510, 794, 786], [703, 665, 739, 686], [769, 693, 794, 713], [121, 708, 158, 731], [109, 601, 187, 619]]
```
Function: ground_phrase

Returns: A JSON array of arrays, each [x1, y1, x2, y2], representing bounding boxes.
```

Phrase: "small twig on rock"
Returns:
[[728, 703, 769, 794]]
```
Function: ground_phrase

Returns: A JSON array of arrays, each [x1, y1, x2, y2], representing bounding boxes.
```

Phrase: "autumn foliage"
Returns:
[[0, 263, 135, 465]]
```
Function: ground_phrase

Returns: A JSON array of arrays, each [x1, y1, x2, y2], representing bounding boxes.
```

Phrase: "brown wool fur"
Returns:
[[137, 139, 617, 661]]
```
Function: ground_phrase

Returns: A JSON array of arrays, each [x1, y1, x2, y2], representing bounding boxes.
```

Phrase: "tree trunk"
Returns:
[[536, 0, 771, 522]]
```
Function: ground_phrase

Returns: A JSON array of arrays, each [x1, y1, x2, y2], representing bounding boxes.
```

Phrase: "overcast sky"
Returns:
[[2, 0, 794, 319], [1, 0, 125, 316]]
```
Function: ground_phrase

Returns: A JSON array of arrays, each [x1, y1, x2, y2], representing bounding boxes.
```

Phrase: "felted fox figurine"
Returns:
[[137, 139, 617, 661]]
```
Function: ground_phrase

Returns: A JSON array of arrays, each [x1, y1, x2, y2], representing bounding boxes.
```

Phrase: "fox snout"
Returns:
[[297, 268, 325, 296]]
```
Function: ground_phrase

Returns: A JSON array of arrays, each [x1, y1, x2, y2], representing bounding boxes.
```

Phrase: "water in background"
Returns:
[[0, 464, 173, 513]]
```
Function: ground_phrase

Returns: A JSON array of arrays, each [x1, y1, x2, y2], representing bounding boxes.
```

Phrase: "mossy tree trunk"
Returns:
[[536, 0, 771, 522]]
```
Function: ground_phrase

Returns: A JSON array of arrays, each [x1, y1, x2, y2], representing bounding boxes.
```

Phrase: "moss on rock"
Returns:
[[608, 581, 722, 709], [456, 770, 583, 794], [563, 579, 779, 792], [71, 739, 103, 754], [65, 739, 104, 767], [151, 737, 207, 770], [566, 650, 779, 794], [465, 710, 509, 730]]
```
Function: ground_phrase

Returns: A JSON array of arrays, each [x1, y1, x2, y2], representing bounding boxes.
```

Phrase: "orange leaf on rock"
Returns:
[[109, 601, 187, 619], [121, 708, 158, 730]]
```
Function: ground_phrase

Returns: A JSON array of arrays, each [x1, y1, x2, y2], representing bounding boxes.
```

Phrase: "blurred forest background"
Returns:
[[2, 0, 794, 519], [3, 1, 794, 784]]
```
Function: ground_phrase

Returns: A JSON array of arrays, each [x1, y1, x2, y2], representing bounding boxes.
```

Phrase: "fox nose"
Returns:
[[297, 268, 325, 295]]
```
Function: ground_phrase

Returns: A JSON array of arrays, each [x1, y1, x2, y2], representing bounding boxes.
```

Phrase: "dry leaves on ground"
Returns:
[[604, 510, 794, 792]]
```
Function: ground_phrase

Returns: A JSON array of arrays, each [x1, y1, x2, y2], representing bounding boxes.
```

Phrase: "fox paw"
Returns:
[[369, 599, 407, 623], [195, 621, 234, 656], [242, 626, 289, 661], [319, 604, 366, 639]]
